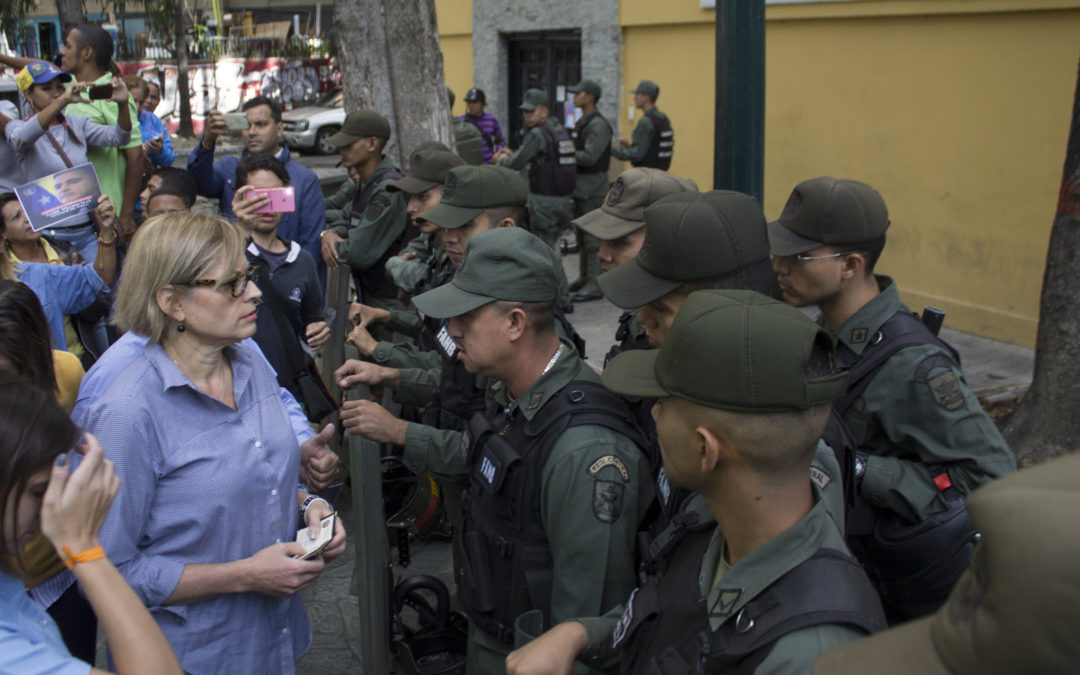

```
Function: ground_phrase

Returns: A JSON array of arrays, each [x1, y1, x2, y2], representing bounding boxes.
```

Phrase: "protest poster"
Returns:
[[14, 163, 101, 231]]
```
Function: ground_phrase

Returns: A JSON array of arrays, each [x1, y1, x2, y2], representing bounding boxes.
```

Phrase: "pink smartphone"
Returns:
[[249, 187, 296, 214]]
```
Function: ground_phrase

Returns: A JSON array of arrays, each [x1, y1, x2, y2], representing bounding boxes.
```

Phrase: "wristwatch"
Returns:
[[854, 452, 869, 490]]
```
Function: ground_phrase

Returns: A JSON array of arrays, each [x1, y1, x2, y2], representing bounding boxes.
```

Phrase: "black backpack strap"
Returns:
[[834, 310, 960, 416], [701, 548, 886, 675], [521, 380, 648, 452]]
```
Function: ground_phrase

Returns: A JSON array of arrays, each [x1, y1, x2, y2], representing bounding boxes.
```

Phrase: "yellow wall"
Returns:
[[445, 0, 1079, 346], [435, 0, 473, 118]]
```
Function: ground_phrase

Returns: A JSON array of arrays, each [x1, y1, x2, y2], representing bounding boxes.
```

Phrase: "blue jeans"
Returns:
[[45, 224, 97, 266]]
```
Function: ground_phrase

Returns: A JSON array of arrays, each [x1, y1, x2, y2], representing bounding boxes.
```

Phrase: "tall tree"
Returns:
[[332, 0, 453, 167], [55, 0, 86, 42], [1003, 55, 1080, 464]]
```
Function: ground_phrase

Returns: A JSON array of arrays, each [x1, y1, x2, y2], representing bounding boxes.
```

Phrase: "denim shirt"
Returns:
[[0, 571, 90, 675], [14, 261, 108, 350], [85, 342, 311, 674]]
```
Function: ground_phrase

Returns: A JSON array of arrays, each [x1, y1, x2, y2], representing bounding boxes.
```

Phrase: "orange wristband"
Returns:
[[61, 545, 106, 569]]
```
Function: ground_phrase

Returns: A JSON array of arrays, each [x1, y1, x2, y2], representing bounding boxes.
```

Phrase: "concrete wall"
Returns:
[[464, 0, 620, 145]]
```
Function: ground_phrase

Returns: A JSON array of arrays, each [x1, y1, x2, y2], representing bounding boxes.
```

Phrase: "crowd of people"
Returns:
[[0, 20, 1074, 675]]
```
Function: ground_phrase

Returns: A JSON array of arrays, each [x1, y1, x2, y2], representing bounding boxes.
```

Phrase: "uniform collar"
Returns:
[[494, 339, 578, 422], [365, 155, 399, 188], [703, 486, 835, 632], [830, 275, 904, 357]]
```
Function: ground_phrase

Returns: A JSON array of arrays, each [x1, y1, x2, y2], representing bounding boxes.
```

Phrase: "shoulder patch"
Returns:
[[589, 455, 630, 481], [365, 192, 390, 221], [592, 480, 625, 523], [914, 354, 965, 411], [809, 465, 832, 491]]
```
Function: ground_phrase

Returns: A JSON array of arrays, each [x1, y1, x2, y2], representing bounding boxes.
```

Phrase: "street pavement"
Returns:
[[159, 136, 1035, 673]]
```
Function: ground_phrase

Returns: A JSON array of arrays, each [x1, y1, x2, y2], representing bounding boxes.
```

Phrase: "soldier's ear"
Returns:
[[697, 424, 728, 474], [840, 252, 866, 280], [504, 305, 529, 341]]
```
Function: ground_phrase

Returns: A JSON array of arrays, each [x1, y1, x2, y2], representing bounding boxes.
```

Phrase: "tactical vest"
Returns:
[[529, 121, 577, 196], [348, 166, 411, 301], [616, 495, 885, 674], [636, 109, 674, 170], [459, 380, 647, 644], [572, 110, 611, 175]]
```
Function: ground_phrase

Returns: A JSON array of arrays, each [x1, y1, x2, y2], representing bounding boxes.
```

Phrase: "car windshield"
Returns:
[[315, 88, 343, 108]]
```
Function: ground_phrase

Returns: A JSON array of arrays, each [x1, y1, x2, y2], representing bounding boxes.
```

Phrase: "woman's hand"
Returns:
[[242, 543, 325, 598], [39, 433, 120, 555], [231, 184, 270, 231], [60, 82, 88, 107], [302, 498, 347, 562], [96, 194, 118, 235]]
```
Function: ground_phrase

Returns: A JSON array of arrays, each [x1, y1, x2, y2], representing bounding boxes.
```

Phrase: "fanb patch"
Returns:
[[593, 480, 625, 523], [365, 193, 390, 221], [589, 455, 630, 481], [809, 465, 832, 491], [606, 177, 626, 207], [915, 354, 965, 411]]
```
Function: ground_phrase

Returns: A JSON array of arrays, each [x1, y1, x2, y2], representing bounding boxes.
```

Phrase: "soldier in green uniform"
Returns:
[[768, 176, 1016, 620], [565, 79, 612, 302], [573, 167, 698, 365], [493, 89, 576, 305], [506, 290, 885, 674], [611, 80, 673, 170], [324, 166, 359, 232], [381, 148, 466, 298], [321, 110, 408, 311], [403, 227, 652, 674]]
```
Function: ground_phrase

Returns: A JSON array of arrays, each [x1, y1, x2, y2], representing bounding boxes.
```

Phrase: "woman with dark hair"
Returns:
[[1, 192, 116, 366], [0, 379, 181, 674], [0, 280, 84, 412]]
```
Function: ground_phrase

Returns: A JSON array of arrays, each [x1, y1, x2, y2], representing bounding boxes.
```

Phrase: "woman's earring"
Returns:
[[176, 323, 186, 333]]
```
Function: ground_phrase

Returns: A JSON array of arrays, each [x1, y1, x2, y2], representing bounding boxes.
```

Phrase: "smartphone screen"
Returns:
[[249, 187, 296, 214], [88, 84, 112, 100]]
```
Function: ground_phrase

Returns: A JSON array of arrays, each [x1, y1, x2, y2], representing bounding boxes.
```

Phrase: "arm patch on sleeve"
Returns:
[[915, 354, 965, 411], [593, 480, 625, 523], [365, 193, 390, 222]]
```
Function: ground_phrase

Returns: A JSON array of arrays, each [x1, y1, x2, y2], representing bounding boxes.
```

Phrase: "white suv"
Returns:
[[282, 88, 344, 155]]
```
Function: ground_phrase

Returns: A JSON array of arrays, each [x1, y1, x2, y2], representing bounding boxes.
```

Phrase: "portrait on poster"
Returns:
[[14, 163, 101, 231]]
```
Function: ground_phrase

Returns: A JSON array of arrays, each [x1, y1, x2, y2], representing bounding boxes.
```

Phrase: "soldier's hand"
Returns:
[[617, 137, 629, 148], [505, 621, 588, 675], [339, 399, 407, 446], [346, 323, 378, 358], [320, 230, 344, 269], [335, 359, 399, 390], [347, 302, 390, 328]]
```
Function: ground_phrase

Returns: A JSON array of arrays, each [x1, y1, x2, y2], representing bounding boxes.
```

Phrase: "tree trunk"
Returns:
[[55, 0, 86, 43], [1003, 55, 1080, 465], [174, 0, 193, 137], [332, 0, 453, 167]]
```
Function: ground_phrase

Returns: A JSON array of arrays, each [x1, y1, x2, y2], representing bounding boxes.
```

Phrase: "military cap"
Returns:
[[768, 176, 890, 257], [464, 88, 486, 103], [603, 290, 847, 412], [327, 110, 391, 149], [416, 165, 528, 230], [17, 61, 72, 92], [519, 89, 549, 111], [814, 452, 1080, 675], [388, 149, 465, 194], [568, 79, 602, 100], [412, 228, 558, 318], [574, 168, 698, 240], [630, 79, 660, 99], [598, 190, 770, 308]]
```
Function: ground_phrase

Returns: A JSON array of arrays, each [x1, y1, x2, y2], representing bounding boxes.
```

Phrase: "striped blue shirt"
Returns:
[[84, 341, 310, 674]]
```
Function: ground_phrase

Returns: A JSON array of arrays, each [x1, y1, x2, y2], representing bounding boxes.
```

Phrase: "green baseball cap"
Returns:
[[416, 165, 528, 230], [519, 88, 549, 111], [768, 176, 890, 257], [327, 110, 391, 148], [630, 80, 660, 99], [603, 290, 847, 412], [568, 79, 602, 100], [388, 149, 465, 194], [574, 168, 698, 240], [412, 228, 558, 318], [598, 190, 770, 308], [814, 452, 1080, 675]]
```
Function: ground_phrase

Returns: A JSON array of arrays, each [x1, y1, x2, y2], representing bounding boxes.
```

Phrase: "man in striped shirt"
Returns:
[[461, 88, 506, 164]]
